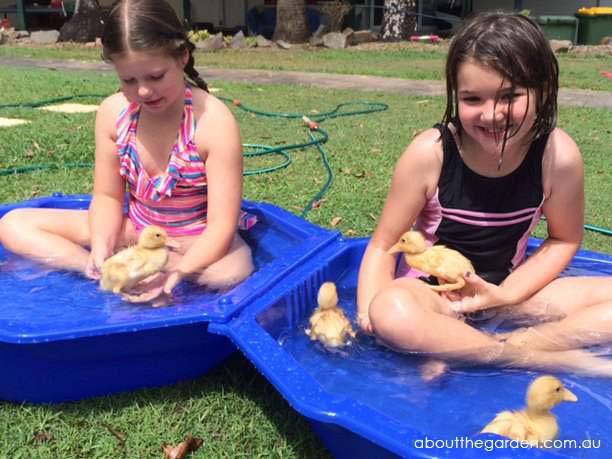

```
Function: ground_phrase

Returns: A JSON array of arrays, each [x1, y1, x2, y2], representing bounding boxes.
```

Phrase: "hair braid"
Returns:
[[184, 40, 208, 92]]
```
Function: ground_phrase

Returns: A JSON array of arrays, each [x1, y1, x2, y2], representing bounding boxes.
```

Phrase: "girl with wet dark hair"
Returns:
[[356, 13, 612, 378], [0, 0, 256, 301]]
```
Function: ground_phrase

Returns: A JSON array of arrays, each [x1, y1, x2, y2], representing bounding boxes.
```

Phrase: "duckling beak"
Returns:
[[388, 243, 402, 255], [562, 388, 578, 402], [165, 239, 181, 249]]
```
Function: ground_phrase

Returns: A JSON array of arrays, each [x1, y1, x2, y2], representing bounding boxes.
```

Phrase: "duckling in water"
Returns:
[[481, 375, 577, 446], [388, 230, 475, 292], [100, 226, 176, 294], [305, 282, 356, 348]]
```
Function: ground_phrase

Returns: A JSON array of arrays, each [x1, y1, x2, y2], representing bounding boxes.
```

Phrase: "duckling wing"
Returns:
[[405, 252, 442, 277], [100, 261, 129, 292], [481, 411, 530, 441], [427, 246, 474, 279], [309, 308, 323, 327], [126, 247, 169, 280], [104, 246, 137, 265]]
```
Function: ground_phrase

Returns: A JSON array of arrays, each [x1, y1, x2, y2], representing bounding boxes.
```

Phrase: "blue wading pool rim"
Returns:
[[2, 194, 611, 456], [211, 237, 612, 459], [0, 193, 340, 344]]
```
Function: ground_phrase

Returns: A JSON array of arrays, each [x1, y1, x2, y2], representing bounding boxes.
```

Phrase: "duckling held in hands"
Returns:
[[100, 226, 177, 294], [305, 282, 356, 348], [481, 375, 577, 446], [388, 230, 475, 292]]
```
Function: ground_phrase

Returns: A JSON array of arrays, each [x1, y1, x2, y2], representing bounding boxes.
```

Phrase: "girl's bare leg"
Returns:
[[0, 209, 92, 272], [121, 233, 254, 303], [496, 276, 612, 351], [368, 277, 612, 378], [192, 233, 254, 289], [0, 208, 135, 273]]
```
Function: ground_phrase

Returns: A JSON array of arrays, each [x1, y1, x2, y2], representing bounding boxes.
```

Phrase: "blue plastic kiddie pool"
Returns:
[[216, 238, 612, 459], [1, 194, 611, 458], [0, 194, 338, 403]]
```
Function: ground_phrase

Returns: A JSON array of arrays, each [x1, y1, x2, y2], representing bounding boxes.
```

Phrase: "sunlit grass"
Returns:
[[0, 64, 610, 458]]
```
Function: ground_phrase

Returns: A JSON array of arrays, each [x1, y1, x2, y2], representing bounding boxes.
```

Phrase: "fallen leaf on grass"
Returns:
[[31, 431, 53, 443], [29, 185, 41, 198], [102, 422, 126, 446], [162, 434, 204, 459], [330, 216, 342, 227], [310, 198, 327, 209]]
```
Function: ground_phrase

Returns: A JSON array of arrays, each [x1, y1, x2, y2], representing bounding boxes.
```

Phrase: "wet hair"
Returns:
[[101, 0, 208, 92], [443, 13, 559, 144]]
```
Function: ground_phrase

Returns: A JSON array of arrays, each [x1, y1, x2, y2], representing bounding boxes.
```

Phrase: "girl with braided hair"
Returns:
[[0, 0, 255, 301]]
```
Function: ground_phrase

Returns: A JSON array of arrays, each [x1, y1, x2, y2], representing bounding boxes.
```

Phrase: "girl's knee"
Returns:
[[0, 209, 29, 247], [368, 285, 428, 349], [195, 257, 254, 290]]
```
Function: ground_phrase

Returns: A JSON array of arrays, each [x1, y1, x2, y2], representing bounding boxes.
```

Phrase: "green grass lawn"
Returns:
[[1, 42, 611, 91], [0, 63, 611, 458]]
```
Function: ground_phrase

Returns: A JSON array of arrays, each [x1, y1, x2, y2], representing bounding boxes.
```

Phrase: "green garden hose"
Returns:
[[1, 94, 611, 236], [0, 94, 386, 218]]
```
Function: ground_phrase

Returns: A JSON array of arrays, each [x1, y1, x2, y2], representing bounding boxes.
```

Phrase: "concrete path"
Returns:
[[4, 57, 611, 110]]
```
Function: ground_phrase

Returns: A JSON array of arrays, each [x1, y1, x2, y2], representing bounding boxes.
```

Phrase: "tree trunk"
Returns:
[[380, 0, 416, 41], [273, 0, 309, 43], [58, 0, 105, 43]]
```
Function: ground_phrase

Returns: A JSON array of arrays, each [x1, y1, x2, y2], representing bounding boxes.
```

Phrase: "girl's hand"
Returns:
[[85, 247, 110, 280], [448, 272, 509, 313], [163, 270, 185, 296]]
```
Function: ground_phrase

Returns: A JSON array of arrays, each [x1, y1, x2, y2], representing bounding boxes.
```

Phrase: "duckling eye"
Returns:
[[555, 386, 561, 392]]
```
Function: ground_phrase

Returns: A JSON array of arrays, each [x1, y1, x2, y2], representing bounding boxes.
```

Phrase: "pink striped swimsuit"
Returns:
[[116, 85, 256, 237], [398, 123, 549, 285]]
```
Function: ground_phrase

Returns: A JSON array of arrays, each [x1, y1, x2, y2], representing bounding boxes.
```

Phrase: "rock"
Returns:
[[348, 30, 376, 45], [231, 30, 246, 49], [31, 30, 60, 44], [256, 34, 273, 48], [276, 40, 292, 49], [195, 32, 225, 51], [323, 32, 347, 49], [309, 24, 328, 47], [569, 44, 612, 57], [549, 39, 572, 53]]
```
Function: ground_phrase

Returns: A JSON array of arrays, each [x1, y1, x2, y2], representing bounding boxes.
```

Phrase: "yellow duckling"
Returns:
[[100, 226, 177, 294], [481, 375, 577, 446], [305, 282, 356, 348], [388, 230, 475, 292]]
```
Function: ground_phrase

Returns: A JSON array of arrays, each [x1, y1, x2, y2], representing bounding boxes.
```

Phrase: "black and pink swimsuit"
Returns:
[[397, 123, 549, 285]]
